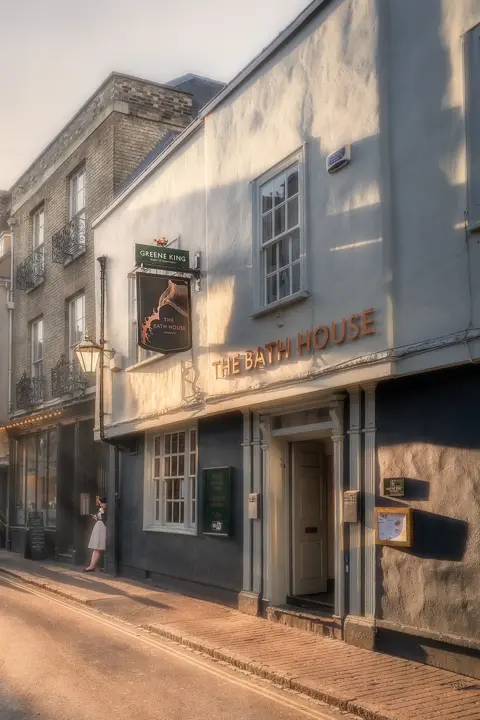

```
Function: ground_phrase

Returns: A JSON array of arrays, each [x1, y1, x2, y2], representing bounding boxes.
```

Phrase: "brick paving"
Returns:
[[1, 551, 479, 720]]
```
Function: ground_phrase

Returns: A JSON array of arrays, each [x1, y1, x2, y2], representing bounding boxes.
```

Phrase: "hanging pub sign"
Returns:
[[135, 243, 190, 272], [136, 272, 192, 354]]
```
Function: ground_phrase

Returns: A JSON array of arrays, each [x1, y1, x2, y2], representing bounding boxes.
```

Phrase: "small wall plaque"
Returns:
[[383, 477, 405, 497], [344, 490, 360, 523], [375, 507, 413, 548]]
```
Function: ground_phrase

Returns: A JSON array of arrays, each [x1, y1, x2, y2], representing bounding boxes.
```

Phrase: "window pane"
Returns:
[[166, 479, 173, 500], [37, 433, 48, 525], [174, 479, 180, 499], [164, 435, 171, 454], [292, 262, 301, 294], [273, 174, 286, 206], [287, 168, 298, 197], [190, 453, 196, 476], [267, 274, 277, 304], [166, 503, 172, 523], [190, 430, 196, 452], [173, 503, 180, 523], [179, 454, 185, 476], [279, 268, 291, 299], [171, 455, 178, 476], [26, 436, 36, 514], [261, 182, 273, 213], [287, 197, 299, 229], [154, 458, 160, 478], [164, 456, 171, 476], [15, 440, 26, 525], [172, 434, 178, 454], [47, 430, 57, 527], [155, 497, 160, 521], [266, 244, 277, 273], [154, 437, 161, 456], [279, 237, 289, 268], [262, 213, 273, 243], [274, 205, 285, 236], [291, 229, 300, 261], [179, 432, 185, 453]]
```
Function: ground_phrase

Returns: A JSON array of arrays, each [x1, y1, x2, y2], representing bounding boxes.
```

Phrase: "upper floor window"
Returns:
[[70, 167, 86, 251], [69, 294, 85, 362], [144, 428, 197, 534], [254, 150, 305, 312], [31, 317, 44, 403], [32, 207, 45, 277]]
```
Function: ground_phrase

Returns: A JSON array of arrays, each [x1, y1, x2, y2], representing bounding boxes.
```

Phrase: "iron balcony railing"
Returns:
[[16, 372, 44, 409], [51, 354, 87, 397], [52, 217, 86, 264], [16, 249, 45, 290]]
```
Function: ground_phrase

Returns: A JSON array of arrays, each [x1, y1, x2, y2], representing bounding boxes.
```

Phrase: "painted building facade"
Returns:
[[93, 0, 480, 678], [2, 72, 223, 565]]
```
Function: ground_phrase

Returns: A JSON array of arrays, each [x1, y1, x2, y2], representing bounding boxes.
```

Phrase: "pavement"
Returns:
[[1, 550, 480, 720]]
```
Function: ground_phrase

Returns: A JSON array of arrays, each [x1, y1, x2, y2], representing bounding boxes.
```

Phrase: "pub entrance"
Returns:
[[288, 439, 334, 613]]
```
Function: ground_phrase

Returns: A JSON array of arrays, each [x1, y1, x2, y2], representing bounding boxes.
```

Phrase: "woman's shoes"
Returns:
[[82, 567, 96, 573]]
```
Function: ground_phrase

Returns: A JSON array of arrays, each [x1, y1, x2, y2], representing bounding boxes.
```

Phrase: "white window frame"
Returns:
[[253, 147, 307, 315], [31, 318, 44, 403], [69, 293, 85, 363], [69, 167, 86, 252], [32, 206, 45, 280], [143, 428, 198, 535]]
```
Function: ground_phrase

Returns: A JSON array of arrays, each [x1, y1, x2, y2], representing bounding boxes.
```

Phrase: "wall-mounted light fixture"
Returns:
[[75, 330, 115, 374]]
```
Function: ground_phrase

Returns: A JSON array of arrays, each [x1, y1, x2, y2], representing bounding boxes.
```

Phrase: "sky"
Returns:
[[0, 0, 309, 189]]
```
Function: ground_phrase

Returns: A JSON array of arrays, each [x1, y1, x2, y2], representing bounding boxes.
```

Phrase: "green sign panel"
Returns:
[[202, 467, 233, 537], [383, 477, 405, 497], [135, 244, 190, 271]]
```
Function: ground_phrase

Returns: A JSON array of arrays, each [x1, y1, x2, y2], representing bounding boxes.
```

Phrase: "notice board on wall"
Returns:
[[202, 467, 233, 537]]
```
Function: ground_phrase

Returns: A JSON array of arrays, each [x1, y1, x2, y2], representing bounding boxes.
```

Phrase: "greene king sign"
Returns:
[[135, 244, 190, 272]]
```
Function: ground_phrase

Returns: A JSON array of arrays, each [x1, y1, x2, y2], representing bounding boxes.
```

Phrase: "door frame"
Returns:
[[290, 439, 329, 597]]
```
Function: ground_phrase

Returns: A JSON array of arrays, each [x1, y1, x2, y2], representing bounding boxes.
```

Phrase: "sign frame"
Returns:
[[383, 477, 405, 497], [202, 466, 233, 537], [136, 272, 192, 355], [375, 507, 413, 548], [135, 244, 190, 272]]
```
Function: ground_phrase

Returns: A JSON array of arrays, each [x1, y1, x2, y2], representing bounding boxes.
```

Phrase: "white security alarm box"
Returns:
[[326, 145, 351, 174]]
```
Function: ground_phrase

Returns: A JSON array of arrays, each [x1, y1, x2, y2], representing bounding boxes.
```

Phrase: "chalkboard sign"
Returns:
[[202, 467, 233, 537], [25, 512, 48, 561]]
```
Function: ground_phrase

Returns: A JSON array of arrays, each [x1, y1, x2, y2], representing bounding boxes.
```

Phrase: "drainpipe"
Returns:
[[7, 216, 15, 416], [97, 255, 120, 576]]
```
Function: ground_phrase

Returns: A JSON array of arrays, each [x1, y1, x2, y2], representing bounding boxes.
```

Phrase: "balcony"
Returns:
[[16, 249, 45, 290], [16, 373, 44, 409], [52, 217, 86, 264], [51, 354, 87, 397]]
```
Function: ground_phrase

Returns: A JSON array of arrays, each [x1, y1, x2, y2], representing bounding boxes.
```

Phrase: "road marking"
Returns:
[[1, 574, 352, 720]]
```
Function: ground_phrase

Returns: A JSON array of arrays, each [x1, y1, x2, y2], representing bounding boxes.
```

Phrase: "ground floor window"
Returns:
[[146, 427, 197, 533], [14, 429, 57, 527]]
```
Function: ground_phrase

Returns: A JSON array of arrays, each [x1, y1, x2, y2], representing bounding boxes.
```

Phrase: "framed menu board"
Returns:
[[202, 467, 233, 537], [375, 507, 413, 548]]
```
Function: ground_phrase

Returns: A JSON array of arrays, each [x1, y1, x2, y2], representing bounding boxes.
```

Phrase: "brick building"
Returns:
[[3, 72, 223, 562]]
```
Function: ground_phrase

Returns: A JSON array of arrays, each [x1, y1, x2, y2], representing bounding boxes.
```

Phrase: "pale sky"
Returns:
[[0, 0, 309, 189]]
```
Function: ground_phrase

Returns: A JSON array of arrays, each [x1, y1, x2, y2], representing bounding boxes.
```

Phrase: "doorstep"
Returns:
[[266, 603, 342, 639]]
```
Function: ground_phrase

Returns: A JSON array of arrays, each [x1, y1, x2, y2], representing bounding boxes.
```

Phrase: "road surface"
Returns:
[[0, 575, 357, 720]]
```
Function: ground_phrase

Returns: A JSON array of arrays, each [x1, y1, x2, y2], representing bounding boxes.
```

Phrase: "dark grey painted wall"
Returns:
[[117, 412, 244, 600], [376, 365, 480, 641]]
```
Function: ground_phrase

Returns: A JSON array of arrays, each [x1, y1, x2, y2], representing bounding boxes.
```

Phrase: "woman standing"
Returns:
[[83, 496, 107, 572]]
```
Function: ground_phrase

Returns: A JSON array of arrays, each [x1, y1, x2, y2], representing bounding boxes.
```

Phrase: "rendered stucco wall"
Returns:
[[376, 366, 480, 641], [96, 0, 387, 433]]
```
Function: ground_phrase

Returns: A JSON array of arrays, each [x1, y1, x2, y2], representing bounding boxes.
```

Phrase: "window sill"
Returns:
[[126, 353, 165, 372], [143, 525, 197, 536], [252, 289, 310, 318]]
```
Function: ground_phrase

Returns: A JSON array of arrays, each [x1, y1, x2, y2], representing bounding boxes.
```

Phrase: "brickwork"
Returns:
[[11, 74, 197, 414], [12, 74, 193, 209]]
